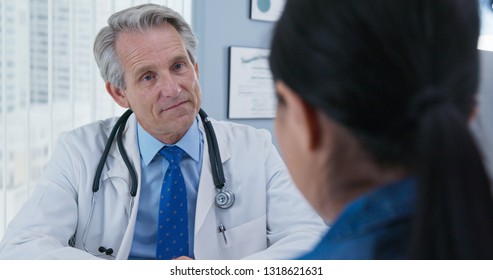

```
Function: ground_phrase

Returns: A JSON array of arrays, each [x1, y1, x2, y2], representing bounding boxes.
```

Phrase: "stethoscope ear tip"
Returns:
[[98, 246, 114, 255]]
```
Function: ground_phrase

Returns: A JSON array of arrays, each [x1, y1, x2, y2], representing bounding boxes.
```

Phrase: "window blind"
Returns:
[[0, 0, 193, 238]]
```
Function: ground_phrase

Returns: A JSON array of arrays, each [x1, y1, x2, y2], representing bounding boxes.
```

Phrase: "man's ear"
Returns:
[[278, 82, 322, 151], [469, 104, 479, 124], [194, 63, 199, 79], [105, 82, 130, 108]]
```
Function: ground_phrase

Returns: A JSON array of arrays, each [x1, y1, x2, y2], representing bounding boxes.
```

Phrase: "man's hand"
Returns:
[[173, 256, 194, 260]]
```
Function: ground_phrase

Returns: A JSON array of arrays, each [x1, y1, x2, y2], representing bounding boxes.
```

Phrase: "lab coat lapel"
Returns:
[[104, 114, 141, 216], [194, 119, 231, 237], [101, 114, 142, 259]]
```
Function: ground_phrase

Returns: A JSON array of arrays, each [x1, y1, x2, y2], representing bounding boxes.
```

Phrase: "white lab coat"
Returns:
[[0, 114, 326, 260]]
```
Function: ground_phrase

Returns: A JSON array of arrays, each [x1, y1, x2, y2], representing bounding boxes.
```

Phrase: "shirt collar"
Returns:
[[137, 117, 201, 166], [327, 177, 417, 238]]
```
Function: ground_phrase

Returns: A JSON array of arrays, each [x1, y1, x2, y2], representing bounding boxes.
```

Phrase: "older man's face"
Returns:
[[111, 24, 201, 144]]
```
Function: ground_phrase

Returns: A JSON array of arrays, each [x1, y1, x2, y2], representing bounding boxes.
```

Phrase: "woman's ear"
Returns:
[[106, 82, 130, 108], [276, 81, 322, 152], [302, 99, 323, 151]]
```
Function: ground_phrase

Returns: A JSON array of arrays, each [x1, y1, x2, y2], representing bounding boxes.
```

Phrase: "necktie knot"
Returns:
[[159, 146, 185, 165]]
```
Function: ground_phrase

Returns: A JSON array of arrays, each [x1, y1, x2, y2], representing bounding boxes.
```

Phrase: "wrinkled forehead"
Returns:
[[115, 23, 194, 64], [116, 25, 186, 57]]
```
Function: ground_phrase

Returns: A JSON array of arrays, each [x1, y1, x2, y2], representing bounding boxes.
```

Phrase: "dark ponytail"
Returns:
[[410, 100, 493, 259]]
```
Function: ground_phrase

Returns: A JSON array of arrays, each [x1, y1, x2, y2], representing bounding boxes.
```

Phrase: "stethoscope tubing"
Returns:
[[92, 109, 135, 194], [116, 110, 138, 196], [84, 108, 232, 257], [199, 109, 225, 189]]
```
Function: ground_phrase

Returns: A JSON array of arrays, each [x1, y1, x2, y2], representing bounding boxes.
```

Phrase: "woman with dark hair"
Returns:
[[270, 0, 493, 259]]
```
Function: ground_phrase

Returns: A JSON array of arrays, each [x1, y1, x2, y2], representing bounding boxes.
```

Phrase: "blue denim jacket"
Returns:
[[299, 178, 417, 260]]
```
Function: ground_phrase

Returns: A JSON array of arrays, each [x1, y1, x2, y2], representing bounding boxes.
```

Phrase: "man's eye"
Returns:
[[143, 74, 154, 81], [174, 63, 184, 70]]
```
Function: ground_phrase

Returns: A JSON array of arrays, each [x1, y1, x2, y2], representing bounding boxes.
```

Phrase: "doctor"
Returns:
[[0, 3, 325, 260]]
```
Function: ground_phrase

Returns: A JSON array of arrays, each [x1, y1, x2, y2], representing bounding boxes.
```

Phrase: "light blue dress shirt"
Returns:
[[129, 118, 203, 259]]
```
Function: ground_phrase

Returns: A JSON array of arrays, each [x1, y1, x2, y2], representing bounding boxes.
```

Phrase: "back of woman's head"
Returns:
[[271, 0, 478, 166], [270, 0, 493, 259]]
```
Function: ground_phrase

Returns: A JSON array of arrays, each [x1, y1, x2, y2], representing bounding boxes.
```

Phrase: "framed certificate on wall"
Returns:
[[228, 46, 276, 119], [250, 0, 286, 22]]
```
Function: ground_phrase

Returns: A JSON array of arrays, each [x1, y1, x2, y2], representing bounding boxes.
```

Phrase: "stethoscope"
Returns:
[[82, 108, 235, 257]]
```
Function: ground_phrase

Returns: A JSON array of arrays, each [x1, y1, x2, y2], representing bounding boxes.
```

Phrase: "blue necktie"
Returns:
[[156, 146, 189, 259]]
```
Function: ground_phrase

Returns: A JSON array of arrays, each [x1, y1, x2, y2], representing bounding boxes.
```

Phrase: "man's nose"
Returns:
[[159, 74, 181, 97]]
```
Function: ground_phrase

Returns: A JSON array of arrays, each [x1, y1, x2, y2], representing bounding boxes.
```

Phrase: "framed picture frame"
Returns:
[[228, 46, 276, 119], [250, 0, 286, 22]]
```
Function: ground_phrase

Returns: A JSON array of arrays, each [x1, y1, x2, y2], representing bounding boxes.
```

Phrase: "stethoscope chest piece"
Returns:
[[215, 188, 235, 209]]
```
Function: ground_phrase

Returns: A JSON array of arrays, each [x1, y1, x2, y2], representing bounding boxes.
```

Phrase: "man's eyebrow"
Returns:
[[131, 54, 192, 76], [172, 54, 191, 63], [132, 65, 153, 77]]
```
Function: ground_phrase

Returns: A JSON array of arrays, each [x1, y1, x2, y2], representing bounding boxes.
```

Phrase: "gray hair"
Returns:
[[93, 3, 198, 89]]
